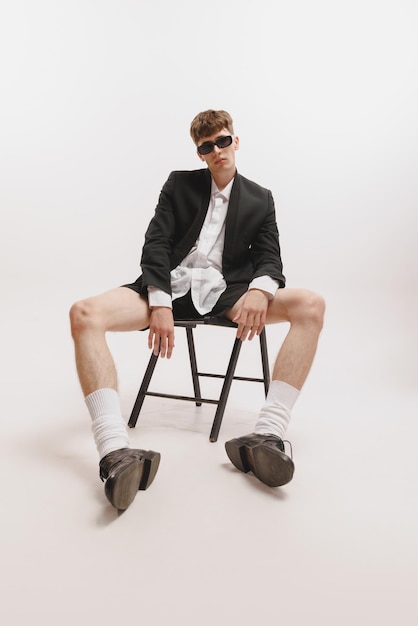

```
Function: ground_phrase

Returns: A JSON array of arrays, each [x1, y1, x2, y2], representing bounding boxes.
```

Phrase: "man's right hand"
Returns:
[[148, 307, 175, 358]]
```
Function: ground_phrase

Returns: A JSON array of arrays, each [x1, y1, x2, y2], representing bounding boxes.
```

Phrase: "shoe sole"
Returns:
[[225, 438, 294, 488], [105, 459, 144, 510], [252, 446, 294, 487]]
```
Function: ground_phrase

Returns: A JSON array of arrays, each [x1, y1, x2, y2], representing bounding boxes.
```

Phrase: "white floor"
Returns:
[[2, 284, 417, 626], [2, 1, 417, 622]]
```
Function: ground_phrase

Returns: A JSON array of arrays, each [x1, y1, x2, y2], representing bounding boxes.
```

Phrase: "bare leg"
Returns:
[[266, 288, 325, 389], [226, 288, 325, 389], [70, 287, 150, 396]]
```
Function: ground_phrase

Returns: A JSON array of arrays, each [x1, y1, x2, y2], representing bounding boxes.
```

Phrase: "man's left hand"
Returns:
[[232, 289, 269, 341]]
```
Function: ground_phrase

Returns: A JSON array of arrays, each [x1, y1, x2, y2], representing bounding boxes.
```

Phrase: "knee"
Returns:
[[296, 290, 326, 330], [311, 292, 326, 329], [69, 298, 101, 338]]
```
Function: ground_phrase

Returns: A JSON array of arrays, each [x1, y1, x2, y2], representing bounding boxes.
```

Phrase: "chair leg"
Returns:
[[128, 351, 160, 428], [259, 328, 270, 396], [185, 326, 202, 406], [209, 337, 242, 443]]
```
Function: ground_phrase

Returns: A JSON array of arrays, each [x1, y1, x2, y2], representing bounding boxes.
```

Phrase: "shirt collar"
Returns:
[[211, 177, 234, 201]]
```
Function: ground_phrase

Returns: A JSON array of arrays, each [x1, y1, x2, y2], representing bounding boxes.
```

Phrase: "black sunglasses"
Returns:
[[197, 135, 234, 155]]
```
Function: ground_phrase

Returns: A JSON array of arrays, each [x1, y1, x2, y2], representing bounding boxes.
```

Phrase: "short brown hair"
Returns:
[[190, 109, 234, 144]]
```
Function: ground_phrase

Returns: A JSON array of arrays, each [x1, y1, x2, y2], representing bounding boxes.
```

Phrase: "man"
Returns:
[[70, 109, 325, 510]]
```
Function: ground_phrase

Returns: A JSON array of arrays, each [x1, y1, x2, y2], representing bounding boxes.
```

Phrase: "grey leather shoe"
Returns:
[[99, 448, 161, 510], [225, 433, 294, 487]]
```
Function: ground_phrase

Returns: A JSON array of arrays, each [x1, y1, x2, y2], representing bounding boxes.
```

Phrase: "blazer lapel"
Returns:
[[223, 172, 241, 264], [192, 168, 212, 242], [172, 169, 211, 266]]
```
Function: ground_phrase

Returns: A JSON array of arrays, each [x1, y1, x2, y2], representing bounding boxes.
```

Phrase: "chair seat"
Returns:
[[174, 316, 238, 328]]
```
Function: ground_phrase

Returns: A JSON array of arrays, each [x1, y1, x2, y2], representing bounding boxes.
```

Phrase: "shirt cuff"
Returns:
[[248, 275, 279, 299], [147, 286, 173, 309]]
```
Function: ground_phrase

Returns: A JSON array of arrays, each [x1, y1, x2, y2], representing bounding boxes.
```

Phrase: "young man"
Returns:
[[70, 110, 325, 510]]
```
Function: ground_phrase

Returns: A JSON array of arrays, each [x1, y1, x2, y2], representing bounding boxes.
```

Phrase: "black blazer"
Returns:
[[138, 168, 285, 296]]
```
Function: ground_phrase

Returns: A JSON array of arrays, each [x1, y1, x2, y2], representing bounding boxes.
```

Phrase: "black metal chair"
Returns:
[[128, 317, 270, 442]]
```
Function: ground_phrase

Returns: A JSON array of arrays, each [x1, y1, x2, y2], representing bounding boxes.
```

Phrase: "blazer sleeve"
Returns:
[[250, 189, 286, 287], [140, 171, 176, 295]]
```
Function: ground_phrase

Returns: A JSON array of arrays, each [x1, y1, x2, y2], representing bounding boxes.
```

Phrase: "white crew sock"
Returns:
[[85, 388, 129, 460], [254, 380, 300, 440]]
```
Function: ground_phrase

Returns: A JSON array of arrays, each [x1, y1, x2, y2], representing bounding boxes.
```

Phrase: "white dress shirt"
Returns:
[[148, 176, 279, 314]]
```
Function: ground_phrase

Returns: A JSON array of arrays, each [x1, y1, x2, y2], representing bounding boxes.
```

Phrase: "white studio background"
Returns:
[[1, 0, 417, 292], [1, 0, 417, 408], [1, 1, 418, 624], [2, 0, 417, 387]]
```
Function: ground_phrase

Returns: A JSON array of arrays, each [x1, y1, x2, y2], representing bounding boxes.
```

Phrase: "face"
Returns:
[[196, 128, 239, 177]]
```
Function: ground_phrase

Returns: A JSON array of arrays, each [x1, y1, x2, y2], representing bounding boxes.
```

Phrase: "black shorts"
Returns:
[[123, 280, 248, 320]]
